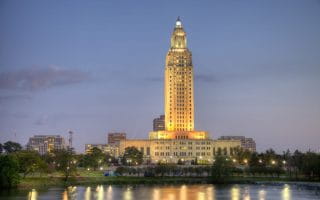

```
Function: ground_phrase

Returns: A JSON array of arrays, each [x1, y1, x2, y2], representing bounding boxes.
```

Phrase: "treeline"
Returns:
[[1, 141, 320, 188], [114, 148, 320, 181], [0, 141, 116, 188]]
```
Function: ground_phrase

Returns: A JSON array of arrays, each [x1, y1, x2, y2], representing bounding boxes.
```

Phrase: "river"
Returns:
[[0, 183, 319, 200]]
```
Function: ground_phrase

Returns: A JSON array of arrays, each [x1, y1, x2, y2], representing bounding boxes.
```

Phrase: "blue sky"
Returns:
[[0, 0, 320, 153]]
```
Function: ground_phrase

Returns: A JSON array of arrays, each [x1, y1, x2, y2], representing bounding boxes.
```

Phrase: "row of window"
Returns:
[[155, 152, 211, 157]]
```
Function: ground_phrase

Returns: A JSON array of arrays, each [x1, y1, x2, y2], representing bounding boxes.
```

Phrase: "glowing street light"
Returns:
[[244, 159, 248, 164], [271, 160, 276, 165], [259, 159, 263, 163], [282, 160, 286, 164]]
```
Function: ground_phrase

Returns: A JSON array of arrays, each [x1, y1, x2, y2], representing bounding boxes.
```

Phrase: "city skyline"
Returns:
[[1, 0, 320, 153]]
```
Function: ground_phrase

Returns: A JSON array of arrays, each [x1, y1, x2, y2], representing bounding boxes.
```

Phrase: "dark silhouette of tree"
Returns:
[[121, 146, 143, 166], [0, 155, 20, 188], [3, 141, 22, 153], [52, 149, 77, 181], [80, 147, 106, 170], [14, 150, 47, 178], [211, 156, 233, 181]]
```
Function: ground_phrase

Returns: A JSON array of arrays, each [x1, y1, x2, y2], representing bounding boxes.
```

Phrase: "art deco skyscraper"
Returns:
[[149, 17, 208, 140], [164, 17, 194, 132]]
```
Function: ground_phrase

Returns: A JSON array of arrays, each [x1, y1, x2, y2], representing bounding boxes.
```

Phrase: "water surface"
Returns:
[[0, 184, 319, 200]]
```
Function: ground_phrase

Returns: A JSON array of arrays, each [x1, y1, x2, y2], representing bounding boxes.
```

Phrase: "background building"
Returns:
[[85, 144, 119, 157], [218, 136, 256, 152], [107, 132, 126, 146], [153, 115, 165, 131], [26, 135, 66, 155]]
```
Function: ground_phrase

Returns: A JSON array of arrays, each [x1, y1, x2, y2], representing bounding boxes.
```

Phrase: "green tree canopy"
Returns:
[[80, 147, 105, 170], [14, 150, 47, 178], [0, 155, 20, 188], [211, 156, 234, 181], [3, 141, 22, 153], [121, 146, 143, 166], [52, 149, 77, 181]]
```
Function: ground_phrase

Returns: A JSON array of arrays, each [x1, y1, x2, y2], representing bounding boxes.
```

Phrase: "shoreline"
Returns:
[[14, 176, 320, 190]]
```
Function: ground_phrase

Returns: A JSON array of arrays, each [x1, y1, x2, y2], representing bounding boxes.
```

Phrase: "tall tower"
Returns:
[[149, 17, 208, 140], [165, 17, 194, 132]]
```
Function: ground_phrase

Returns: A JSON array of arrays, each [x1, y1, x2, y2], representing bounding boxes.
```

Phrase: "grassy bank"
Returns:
[[18, 176, 212, 189], [17, 175, 320, 189]]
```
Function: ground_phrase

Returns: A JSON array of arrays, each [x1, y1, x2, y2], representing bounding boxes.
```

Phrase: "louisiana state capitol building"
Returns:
[[119, 18, 241, 164]]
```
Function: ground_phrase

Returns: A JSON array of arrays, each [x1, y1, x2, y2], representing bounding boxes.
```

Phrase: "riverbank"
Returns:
[[17, 175, 320, 190]]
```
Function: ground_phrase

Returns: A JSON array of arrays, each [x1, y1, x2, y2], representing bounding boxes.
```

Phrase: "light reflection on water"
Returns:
[[14, 184, 320, 200]]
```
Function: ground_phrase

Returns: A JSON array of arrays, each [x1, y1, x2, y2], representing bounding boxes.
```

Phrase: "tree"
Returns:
[[0, 143, 3, 154], [248, 152, 266, 175], [121, 147, 143, 166], [211, 156, 233, 181], [81, 147, 105, 170], [292, 150, 303, 179], [14, 150, 46, 178], [0, 155, 20, 188], [52, 149, 77, 181], [3, 141, 22, 153]]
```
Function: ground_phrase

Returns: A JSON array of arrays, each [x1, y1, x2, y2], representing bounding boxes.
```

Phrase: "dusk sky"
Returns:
[[1, 0, 320, 153]]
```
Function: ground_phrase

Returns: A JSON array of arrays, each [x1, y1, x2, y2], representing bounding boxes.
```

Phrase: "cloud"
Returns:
[[0, 65, 90, 91], [0, 94, 31, 104]]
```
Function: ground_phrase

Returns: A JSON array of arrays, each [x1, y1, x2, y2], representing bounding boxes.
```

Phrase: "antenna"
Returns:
[[68, 130, 73, 150]]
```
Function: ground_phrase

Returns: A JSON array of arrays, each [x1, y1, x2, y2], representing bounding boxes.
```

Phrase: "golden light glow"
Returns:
[[96, 185, 104, 200], [231, 187, 240, 200], [28, 189, 38, 200], [282, 184, 291, 200], [149, 131, 209, 140], [165, 17, 194, 132], [85, 187, 91, 200]]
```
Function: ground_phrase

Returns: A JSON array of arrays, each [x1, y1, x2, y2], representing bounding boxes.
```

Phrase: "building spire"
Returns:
[[171, 17, 186, 49], [176, 16, 182, 27]]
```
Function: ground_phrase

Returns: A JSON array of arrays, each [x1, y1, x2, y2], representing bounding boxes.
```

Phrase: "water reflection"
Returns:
[[28, 189, 37, 200], [282, 184, 291, 200], [85, 187, 91, 200], [20, 183, 319, 200], [231, 187, 240, 200], [258, 189, 266, 200]]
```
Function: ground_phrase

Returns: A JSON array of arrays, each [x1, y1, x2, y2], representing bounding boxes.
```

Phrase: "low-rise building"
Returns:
[[119, 139, 241, 164], [27, 135, 66, 155], [218, 136, 256, 152], [85, 144, 119, 157]]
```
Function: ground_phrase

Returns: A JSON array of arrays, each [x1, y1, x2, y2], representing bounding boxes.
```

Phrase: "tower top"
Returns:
[[171, 17, 187, 49], [175, 16, 182, 27]]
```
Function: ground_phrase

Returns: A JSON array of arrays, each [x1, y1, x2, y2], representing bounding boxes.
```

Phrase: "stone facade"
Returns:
[[119, 139, 241, 164]]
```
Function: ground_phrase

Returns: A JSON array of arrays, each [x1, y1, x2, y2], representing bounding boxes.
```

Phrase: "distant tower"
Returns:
[[68, 130, 73, 150], [165, 17, 194, 131]]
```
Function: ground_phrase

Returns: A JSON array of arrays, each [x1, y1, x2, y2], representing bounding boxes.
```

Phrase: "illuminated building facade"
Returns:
[[149, 17, 209, 140], [85, 144, 119, 157], [119, 18, 244, 164], [218, 136, 256, 152], [27, 135, 66, 155]]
